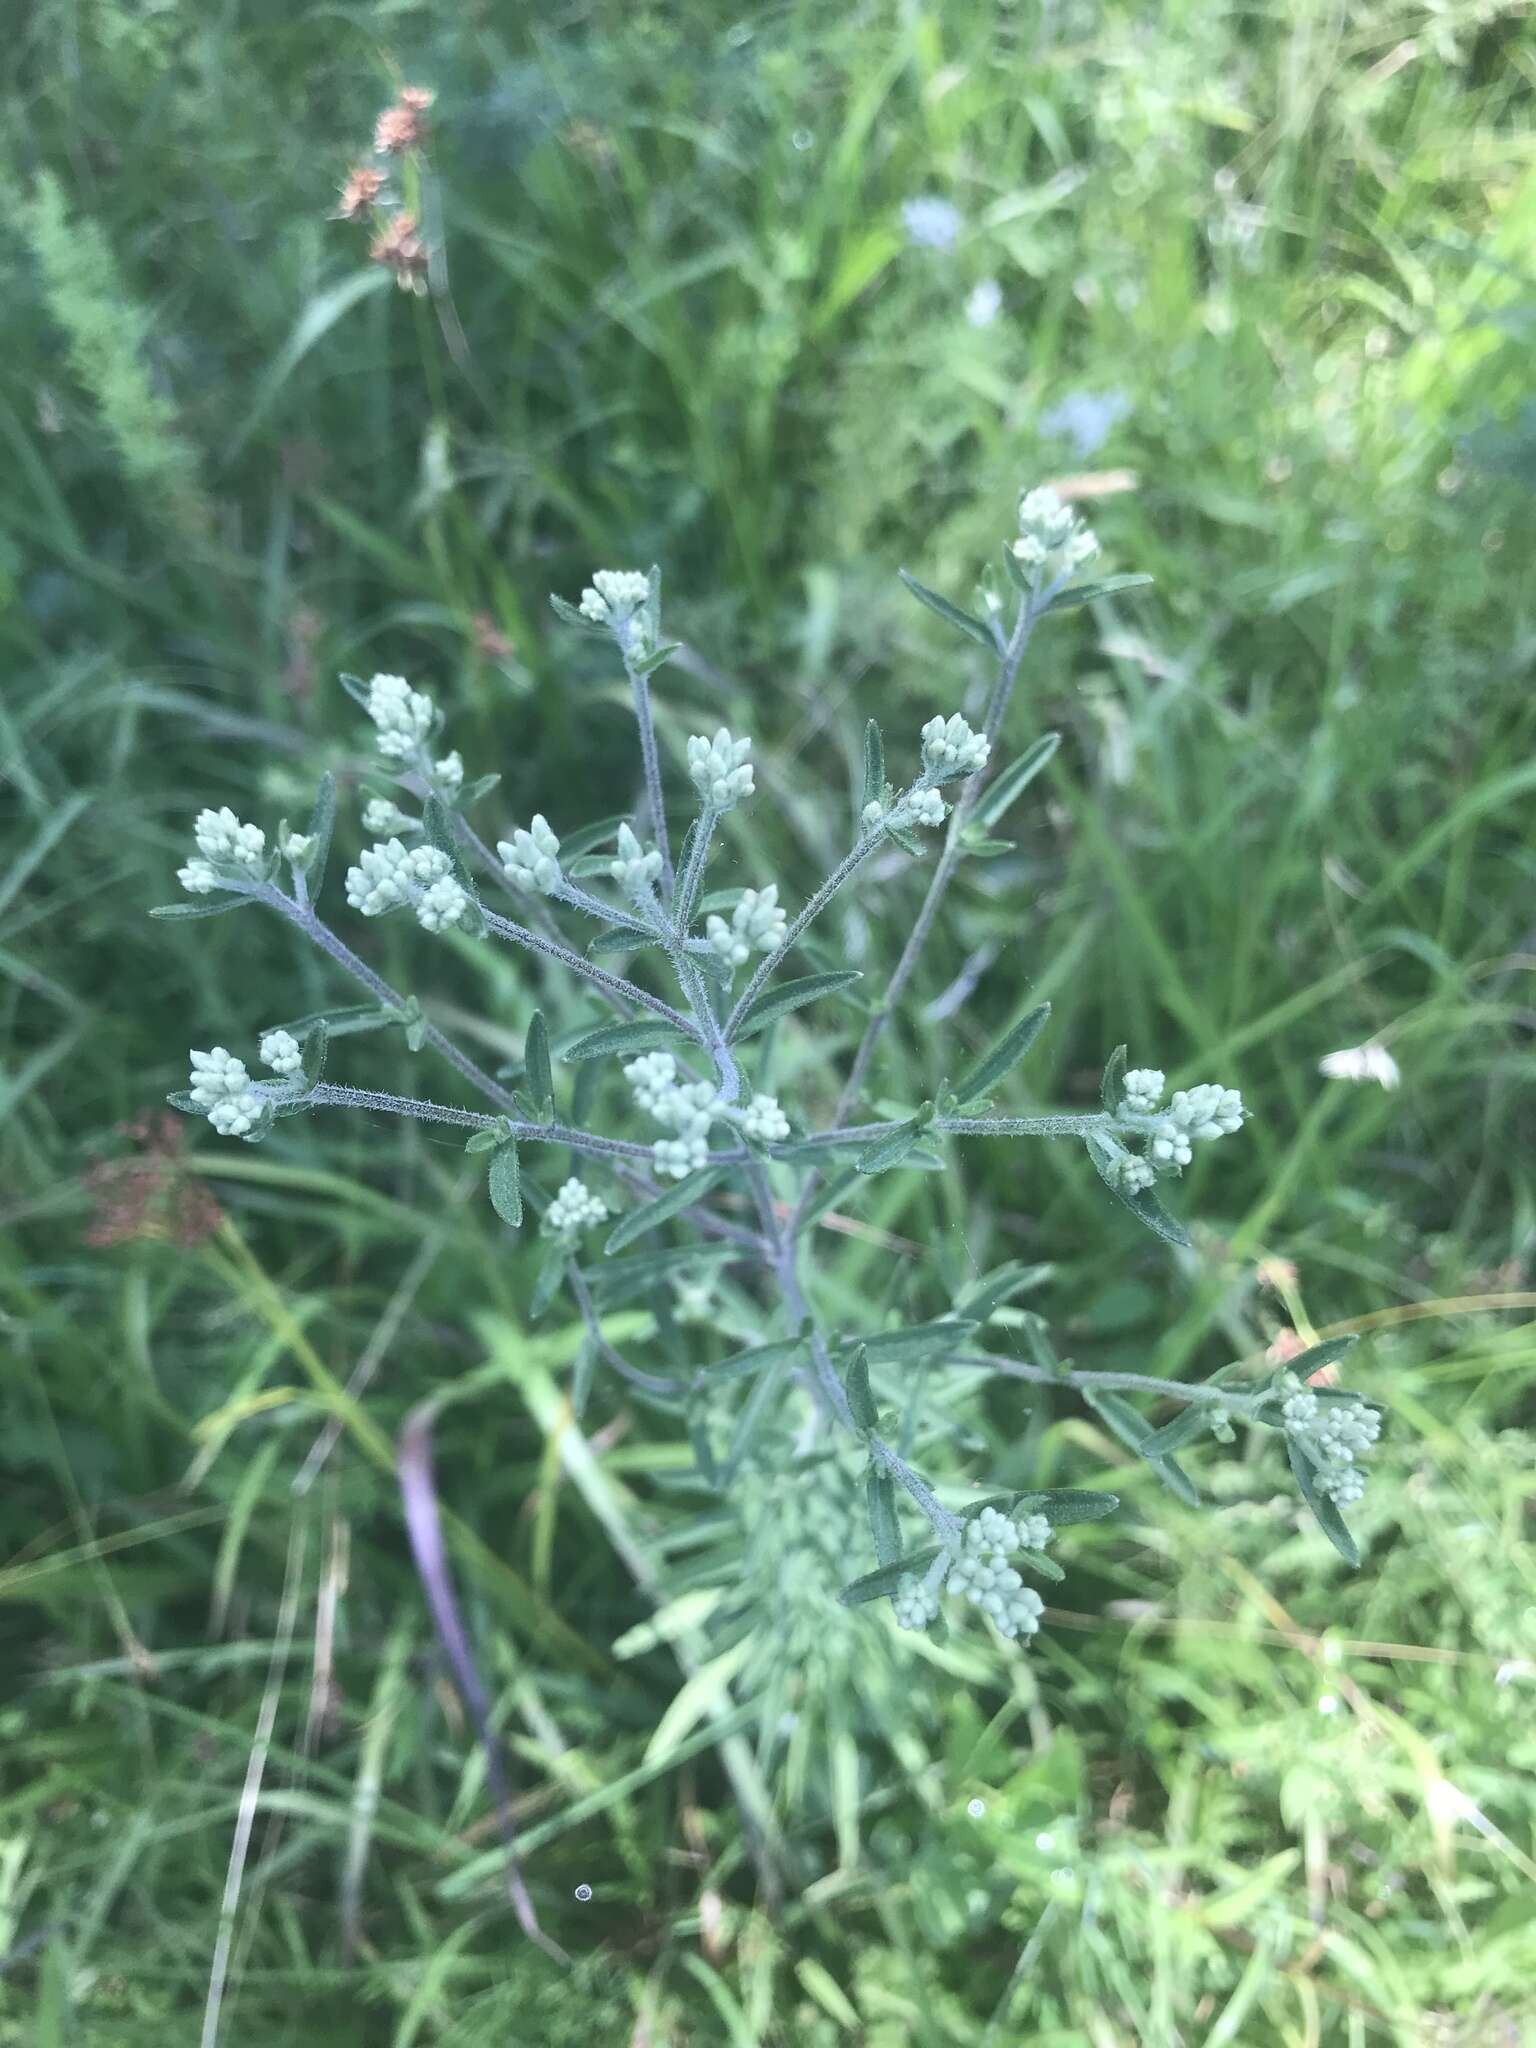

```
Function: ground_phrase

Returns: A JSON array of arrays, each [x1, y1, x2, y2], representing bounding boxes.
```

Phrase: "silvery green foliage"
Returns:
[[157, 497, 1381, 1642]]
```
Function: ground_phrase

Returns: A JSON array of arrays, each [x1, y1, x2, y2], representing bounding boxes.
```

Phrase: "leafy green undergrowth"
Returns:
[[3, 0, 1535, 2040]]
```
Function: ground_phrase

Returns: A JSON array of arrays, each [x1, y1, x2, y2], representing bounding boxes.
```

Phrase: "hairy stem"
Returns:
[[304, 1083, 659, 1160], [722, 827, 885, 1040], [833, 596, 1044, 1120], [567, 1261, 685, 1398], [481, 908, 697, 1035], [271, 892, 520, 1115], [621, 637, 673, 895], [951, 1352, 1261, 1411]]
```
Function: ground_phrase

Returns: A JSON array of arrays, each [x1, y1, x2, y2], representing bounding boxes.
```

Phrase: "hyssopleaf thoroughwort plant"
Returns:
[[160, 485, 1383, 1723]]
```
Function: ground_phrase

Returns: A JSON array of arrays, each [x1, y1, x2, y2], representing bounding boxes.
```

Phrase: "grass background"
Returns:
[[3, 1, 1536, 2041]]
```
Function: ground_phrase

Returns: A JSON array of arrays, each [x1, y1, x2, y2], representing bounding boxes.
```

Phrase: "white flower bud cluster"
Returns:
[[962, 1505, 1053, 1559], [344, 839, 469, 933], [188, 1047, 268, 1139], [498, 816, 562, 895], [945, 1548, 1045, 1640], [545, 1177, 608, 1239], [861, 799, 886, 830], [1280, 1381, 1381, 1506], [434, 750, 464, 795], [1013, 486, 1100, 575], [686, 728, 754, 810], [729, 1092, 790, 1144], [920, 713, 990, 782], [259, 1029, 303, 1076], [890, 1505, 1054, 1643], [609, 822, 664, 894], [908, 788, 947, 828], [179, 807, 267, 893], [366, 673, 436, 759], [891, 1573, 942, 1632], [1120, 1068, 1166, 1115], [282, 833, 313, 866], [578, 569, 650, 625], [623, 1052, 719, 1179], [1115, 1067, 1246, 1179], [706, 885, 786, 969], [363, 798, 419, 837]]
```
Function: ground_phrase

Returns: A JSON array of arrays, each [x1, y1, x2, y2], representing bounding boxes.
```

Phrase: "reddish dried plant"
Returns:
[[82, 1112, 224, 1249]]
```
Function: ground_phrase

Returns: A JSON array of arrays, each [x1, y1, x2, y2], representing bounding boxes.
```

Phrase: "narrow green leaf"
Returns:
[[572, 1337, 597, 1421], [897, 570, 995, 647], [165, 1090, 200, 1114], [1287, 1439, 1362, 1566], [866, 1469, 900, 1564], [1013, 1488, 1120, 1527], [586, 926, 662, 956], [464, 1125, 505, 1155], [1085, 1133, 1192, 1249], [1139, 1403, 1216, 1457], [861, 720, 884, 813], [549, 592, 605, 631], [1100, 1044, 1128, 1113], [686, 1401, 718, 1487], [529, 1245, 566, 1320], [953, 1002, 1052, 1106], [275, 1000, 393, 1040], [852, 1320, 978, 1365], [524, 1012, 553, 1119], [304, 771, 336, 900], [487, 1141, 522, 1228], [1277, 1335, 1361, 1382], [149, 897, 251, 920], [604, 1168, 723, 1254], [721, 1348, 793, 1483], [734, 970, 863, 1040], [856, 1119, 920, 1175], [703, 1336, 808, 1383], [845, 1345, 877, 1430], [838, 1551, 940, 1608], [1019, 1547, 1066, 1582], [632, 639, 681, 676], [1043, 572, 1154, 614], [299, 1019, 328, 1090], [461, 772, 502, 806], [954, 1261, 1053, 1323], [972, 733, 1062, 828], [562, 1018, 695, 1061], [1082, 1389, 1200, 1503], [338, 671, 372, 711]]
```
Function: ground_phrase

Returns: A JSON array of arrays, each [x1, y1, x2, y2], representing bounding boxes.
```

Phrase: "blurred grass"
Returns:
[[3, 0, 1535, 2041]]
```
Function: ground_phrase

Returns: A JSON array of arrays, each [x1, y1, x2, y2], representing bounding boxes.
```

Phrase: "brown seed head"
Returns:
[[369, 210, 429, 293], [374, 100, 426, 155], [335, 164, 385, 221]]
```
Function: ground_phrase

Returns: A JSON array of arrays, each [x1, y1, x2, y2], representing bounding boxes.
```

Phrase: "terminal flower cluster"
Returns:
[[1107, 1068, 1246, 1191], [624, 1053, 719, 1179], [1279, 1379, 1381, 1506], [366, 672, 437, 758], [920, 713, 990, 781], [891, 1506, 1054, 1643], [687, 728, 755, 810], [178, 807, 267, 894], [706, 885, 786, 970], [344, 839, 470, 933], [1013, 485, 1100, 575], [544, 1177, 609, 1241], [498, 816, 563, 895], [578, 569, 650, 627]]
